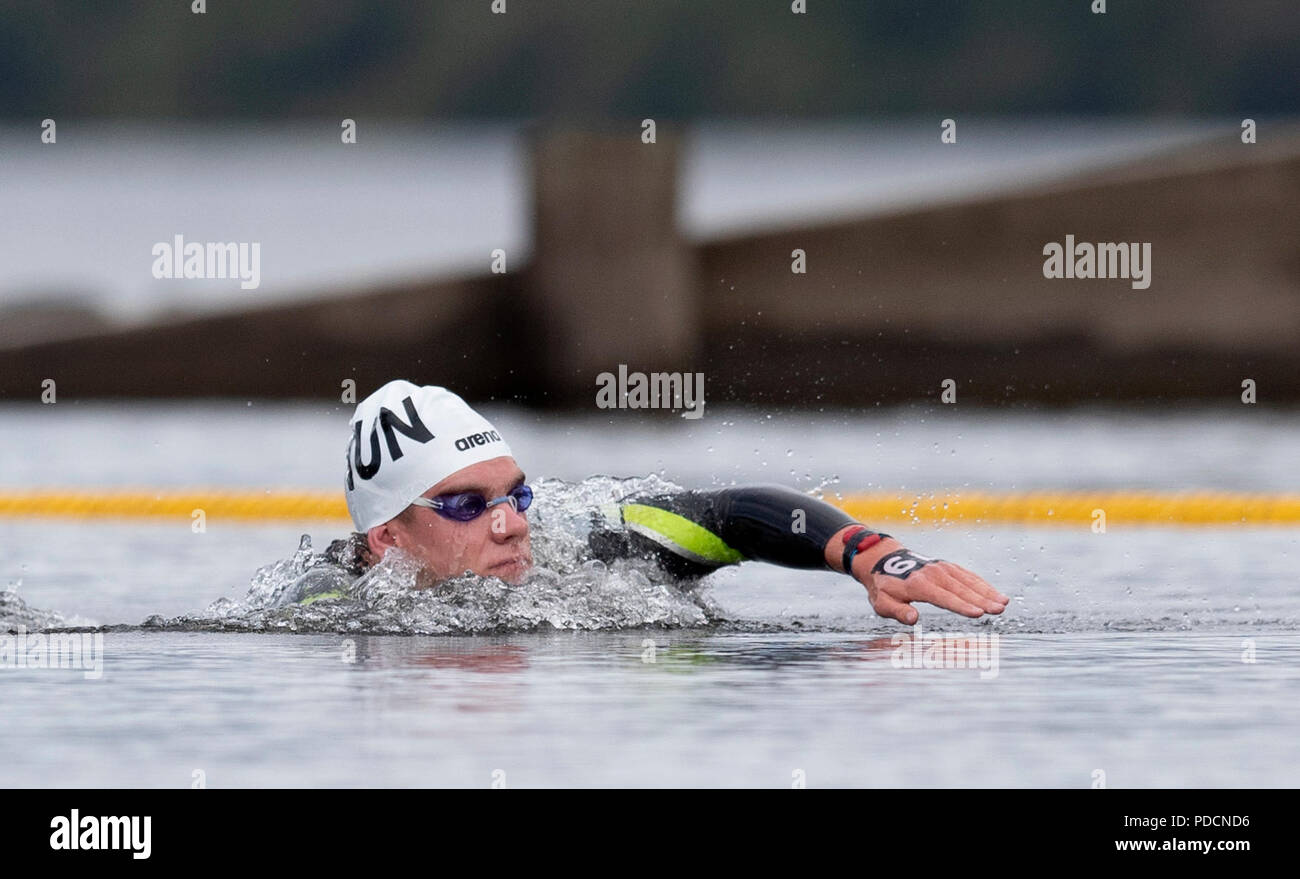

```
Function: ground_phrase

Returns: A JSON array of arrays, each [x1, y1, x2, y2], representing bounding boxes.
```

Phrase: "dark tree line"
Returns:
[[1, 0, 1296, 118]]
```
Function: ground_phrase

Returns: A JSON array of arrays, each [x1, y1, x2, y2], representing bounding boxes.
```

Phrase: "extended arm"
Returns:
[[589, 483, 848, 577], [592, 483, 1008, 623]]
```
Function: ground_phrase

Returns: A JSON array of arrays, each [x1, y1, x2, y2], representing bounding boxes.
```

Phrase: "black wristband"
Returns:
[[840, 526, 891, 575]]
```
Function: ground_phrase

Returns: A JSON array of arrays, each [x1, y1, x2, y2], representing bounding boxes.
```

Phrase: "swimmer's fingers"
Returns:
[[869, 571, 976, 623], [867, 587, 920, 626], [899, 569, 986, 618], [931, 568, 1001, 616], [941, 563, 1010, 607], [933, 564, 1008, 614], [852, 569, 919, 625]]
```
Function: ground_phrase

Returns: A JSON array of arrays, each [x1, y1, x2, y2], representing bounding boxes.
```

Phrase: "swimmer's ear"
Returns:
[[366, 522, 399, 559]]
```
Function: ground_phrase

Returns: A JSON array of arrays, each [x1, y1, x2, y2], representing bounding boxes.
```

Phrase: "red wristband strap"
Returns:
[[840, 526, 890, 574]]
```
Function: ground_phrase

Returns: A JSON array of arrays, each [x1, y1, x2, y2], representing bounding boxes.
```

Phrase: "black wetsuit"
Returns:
[[292, 483, 856, 605]]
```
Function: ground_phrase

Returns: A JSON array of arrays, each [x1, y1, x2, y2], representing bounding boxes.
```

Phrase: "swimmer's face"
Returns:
[[365, 456, 533, 585]]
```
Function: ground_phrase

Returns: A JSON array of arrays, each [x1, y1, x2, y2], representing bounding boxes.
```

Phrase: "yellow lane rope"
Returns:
[[0, 489, 1299, 526], [0, 490, 345, 522], [836, 492, 1300, 527]]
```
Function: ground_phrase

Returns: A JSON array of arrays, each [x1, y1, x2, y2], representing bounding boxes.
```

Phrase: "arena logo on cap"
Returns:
[[345, 395, 435, 489], [454, 430, 502, 451]]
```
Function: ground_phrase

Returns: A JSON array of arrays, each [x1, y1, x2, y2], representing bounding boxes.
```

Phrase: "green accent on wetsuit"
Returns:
[[620, 503, 744, 565], [298, 589, 345, 606]]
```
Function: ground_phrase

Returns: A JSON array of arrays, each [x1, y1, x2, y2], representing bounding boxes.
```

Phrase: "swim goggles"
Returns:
[[407, 484, 533, 522]]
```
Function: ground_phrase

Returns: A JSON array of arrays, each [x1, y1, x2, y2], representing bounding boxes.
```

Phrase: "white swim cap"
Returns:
[[344, 380, 513, 532]]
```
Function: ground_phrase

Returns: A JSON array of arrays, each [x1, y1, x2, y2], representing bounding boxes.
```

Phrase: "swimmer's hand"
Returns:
[[826, 529, 1010, 624]]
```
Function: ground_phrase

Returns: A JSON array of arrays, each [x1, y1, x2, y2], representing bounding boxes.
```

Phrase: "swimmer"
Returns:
[[299, 380, 1008, 624]]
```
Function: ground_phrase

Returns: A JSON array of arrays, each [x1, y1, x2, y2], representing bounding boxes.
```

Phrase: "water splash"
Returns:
[[147, 475, 728, 635], [1, 590, 69, 632]]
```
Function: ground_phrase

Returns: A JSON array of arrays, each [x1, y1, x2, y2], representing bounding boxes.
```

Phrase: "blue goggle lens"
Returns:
[[438, 484, 532, 521]]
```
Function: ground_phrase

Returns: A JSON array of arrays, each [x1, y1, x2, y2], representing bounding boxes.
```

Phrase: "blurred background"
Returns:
[[1, 0, 1297, 406]]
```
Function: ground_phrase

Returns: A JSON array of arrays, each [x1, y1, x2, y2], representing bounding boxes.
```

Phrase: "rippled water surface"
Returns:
[[2, 404, 1298, 786]]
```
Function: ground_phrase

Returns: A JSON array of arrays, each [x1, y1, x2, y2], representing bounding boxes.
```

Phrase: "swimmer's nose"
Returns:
[[490, 497, 529, 541]]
